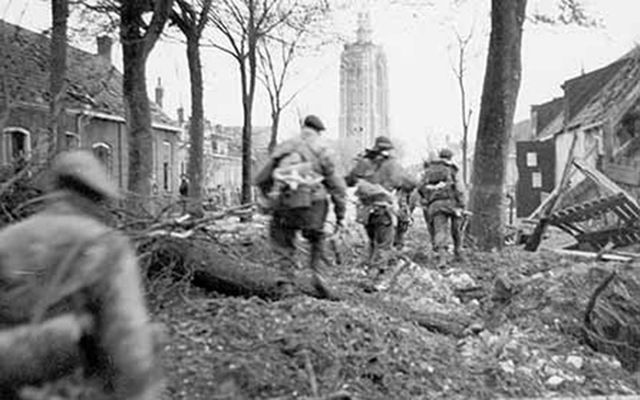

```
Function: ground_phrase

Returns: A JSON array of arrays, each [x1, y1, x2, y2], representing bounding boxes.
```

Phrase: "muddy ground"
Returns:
[[144, 217, 640, 400]]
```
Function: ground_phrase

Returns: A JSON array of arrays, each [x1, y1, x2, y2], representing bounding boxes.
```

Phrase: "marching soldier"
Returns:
[[417, 148, 465, 267], [254, 115, 347, 297], [0, 150, 162, 399], [345, 136, 416, 267]]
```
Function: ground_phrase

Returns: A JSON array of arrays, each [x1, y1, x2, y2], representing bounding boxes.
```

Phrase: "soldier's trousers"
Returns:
[[270, 199, 328, 276], [428, 211, 462, 255], [0, 234, 162, 400], [394, 212, 410, 248]]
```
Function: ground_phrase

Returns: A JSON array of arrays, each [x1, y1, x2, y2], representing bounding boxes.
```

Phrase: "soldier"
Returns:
[[345, 136, 416, 267], [254, 115, 346, 297], [179, 174, 189, 213], [0, 150, 162, 399], [417, 148, 465, 267]]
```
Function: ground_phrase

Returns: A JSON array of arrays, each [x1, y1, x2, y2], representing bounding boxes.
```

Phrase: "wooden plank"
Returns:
[[603, 161, 640, 186], [576, 227, 640, 247], [550, 195, 625, 225], [620, 200, 640, 220], [574, 159, 640, 211], [544, 247, 633, 262]]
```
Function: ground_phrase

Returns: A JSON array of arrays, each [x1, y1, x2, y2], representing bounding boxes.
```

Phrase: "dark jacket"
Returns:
[[346, 154, 416, 193], [420, 159, 465, 215]]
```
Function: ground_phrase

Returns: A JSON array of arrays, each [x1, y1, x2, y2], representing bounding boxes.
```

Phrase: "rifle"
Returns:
[[458, 209, 472, 236]]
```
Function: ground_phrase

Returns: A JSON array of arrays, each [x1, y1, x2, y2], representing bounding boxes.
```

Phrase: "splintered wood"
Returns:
[[527, 159, 640, 253]]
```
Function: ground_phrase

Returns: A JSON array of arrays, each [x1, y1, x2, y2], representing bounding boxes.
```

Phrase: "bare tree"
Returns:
[[257, 0, 330, 153], [448, 28, 474, 184], [50, 0, 69, 156], [120, 0, 174, 197], [170, 0, 213, 209], [208, 0, 301, 205]]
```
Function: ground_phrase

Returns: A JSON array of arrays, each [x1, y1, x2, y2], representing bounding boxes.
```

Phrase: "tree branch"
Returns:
[[142, 0, 175, 58]]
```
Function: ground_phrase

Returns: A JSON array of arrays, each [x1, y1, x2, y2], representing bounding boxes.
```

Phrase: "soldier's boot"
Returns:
[[452, 215, 464, 263], [453, 247, 464, 262], [393, 220, 408, 250], [310, 240, 335, 300], [434, 248, 447, 270], [274, 247, 297, 298]]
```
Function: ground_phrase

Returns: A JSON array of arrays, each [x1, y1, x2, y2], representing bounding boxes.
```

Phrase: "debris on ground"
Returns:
[[11, 205, 640, 399]]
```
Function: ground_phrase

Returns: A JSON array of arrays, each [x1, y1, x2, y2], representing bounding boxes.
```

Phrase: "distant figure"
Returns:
[[417, 148, 465, 267], [179, 175, 189, 197], [179, 175, 189, 213], [345, 136, 416, 272], [255, 115, 346, 297], [0, 150, 162, 399]]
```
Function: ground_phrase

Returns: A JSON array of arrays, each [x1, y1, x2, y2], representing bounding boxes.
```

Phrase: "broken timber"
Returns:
[[526, 159, 640, 252], [153, 238, 471, 337]]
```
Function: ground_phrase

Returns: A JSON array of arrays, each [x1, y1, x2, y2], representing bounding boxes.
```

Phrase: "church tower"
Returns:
[[339, 11, 389, 161]]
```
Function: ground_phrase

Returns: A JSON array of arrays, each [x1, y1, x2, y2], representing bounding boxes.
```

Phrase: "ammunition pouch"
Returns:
[[278, 185, 313, 209]]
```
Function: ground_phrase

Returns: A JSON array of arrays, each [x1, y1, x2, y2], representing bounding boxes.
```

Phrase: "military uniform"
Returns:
[[345, 137, 416, 263], [255, 115, 346, 294], [0, 151, 161, 399], [418, 149, 465, 266]]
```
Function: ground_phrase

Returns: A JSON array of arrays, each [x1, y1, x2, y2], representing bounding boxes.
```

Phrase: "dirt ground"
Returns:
[[146, 216, 640, 400]]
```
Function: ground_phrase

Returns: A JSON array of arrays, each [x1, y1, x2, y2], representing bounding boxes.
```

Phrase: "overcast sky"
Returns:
[[3, 0, 640, 164]]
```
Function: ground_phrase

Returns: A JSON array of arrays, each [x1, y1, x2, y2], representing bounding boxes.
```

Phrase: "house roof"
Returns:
[[562, 59, 627, 122], [531, 97, 563, 136], [568, 57, 640, 130], [0, 20, 178, 130], [534, 49, 640, 139]]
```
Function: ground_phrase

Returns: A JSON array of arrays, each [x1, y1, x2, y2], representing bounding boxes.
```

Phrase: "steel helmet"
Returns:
[[51, 150, 120, 200], [439, 148, 454, 160], [372, 136, 393, 151]]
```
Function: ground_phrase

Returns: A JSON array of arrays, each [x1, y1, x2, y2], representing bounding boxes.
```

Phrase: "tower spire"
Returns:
[[356, 11, 372, 43]]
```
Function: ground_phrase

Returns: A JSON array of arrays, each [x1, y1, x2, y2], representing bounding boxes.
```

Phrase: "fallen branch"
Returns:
[[583, 270, 617, 352]]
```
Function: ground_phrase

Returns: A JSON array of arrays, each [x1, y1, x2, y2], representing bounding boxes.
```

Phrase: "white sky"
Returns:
[[3, 0, 640, 164]]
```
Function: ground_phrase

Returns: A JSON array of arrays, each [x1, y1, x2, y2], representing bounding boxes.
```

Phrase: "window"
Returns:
[[532, 172, 542, 189], [162, 141, 172, 192], [3, 128, 30, 164], [526, 152, 537, 167], [92, 142, 112, 177]]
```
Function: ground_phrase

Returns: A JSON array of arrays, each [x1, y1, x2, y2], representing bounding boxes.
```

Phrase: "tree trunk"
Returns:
[[241, 1, 258, 206], [50, 0, 68, 156], [241, 95, 253, 205], [122, 48, 153, 198], [186, 34, 204, 209], [462, 134, 468, 184], [267, 110, 280, 153], [468, 0, 527, 250], [156, 238, 472, 337]]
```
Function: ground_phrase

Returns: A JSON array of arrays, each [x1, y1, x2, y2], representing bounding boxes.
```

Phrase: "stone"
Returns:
[[566, 355, 583, 370], [545, 376, 564, 388], [448, 272, 476, 291], [498, 360, 515, 375]]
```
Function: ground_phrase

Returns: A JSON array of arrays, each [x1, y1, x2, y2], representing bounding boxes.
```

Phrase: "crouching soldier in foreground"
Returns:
[[255, 115, 347, 297], [0, 150, 162, 399], [345, 136, 416, 271], [418, 148, 465, 267]]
